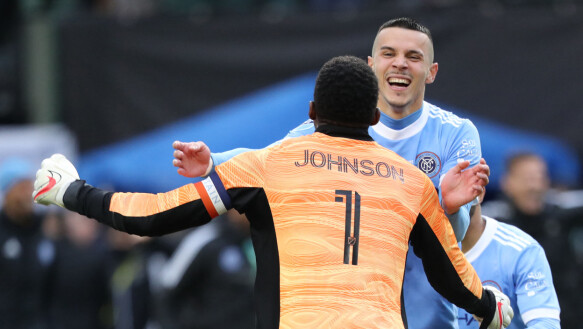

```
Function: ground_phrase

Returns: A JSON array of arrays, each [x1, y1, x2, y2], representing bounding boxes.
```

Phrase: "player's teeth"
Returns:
[[388, 78, 410, 85]]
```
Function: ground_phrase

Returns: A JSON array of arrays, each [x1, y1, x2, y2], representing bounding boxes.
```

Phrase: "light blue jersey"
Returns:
[[458, 216, 561, 329], [211, 101, 482, 328], [372, 101, 481, 329]]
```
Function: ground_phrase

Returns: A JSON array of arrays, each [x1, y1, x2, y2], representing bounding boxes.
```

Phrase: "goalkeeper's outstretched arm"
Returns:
[[33, 154, 215, 237]]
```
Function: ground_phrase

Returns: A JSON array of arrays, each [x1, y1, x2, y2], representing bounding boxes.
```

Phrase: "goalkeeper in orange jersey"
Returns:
[[33, 55, 512, 329]]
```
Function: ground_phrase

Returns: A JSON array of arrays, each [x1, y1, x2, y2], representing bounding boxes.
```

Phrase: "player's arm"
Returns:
[[440, 158, 488, 214], [514, 244, 561, 328], [32, 154, 236, 237], [441, 196, 472, 241], [410, 177, 512, 329], [173, 119, 315, 177], [440, 158, 489, 241], [209, 148, 256, 175], [439, 120, 485, 241]]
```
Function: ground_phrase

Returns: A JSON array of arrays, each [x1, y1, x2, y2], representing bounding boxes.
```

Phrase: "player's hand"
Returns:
[[441, 158, 489, 214], [32, 153, 80, 208], [172, 141, 213, 178], [476, 286, 514, 329]]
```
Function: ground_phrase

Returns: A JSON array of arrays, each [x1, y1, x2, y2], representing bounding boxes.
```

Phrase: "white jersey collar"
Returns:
[[371, 102, 429, 141]]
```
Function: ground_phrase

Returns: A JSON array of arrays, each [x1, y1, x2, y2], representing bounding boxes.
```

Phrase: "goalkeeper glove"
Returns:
[[476, 286, 514, 329], [32, 153, 79, 208]]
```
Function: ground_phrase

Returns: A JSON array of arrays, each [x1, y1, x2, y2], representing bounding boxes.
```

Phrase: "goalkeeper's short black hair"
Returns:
[[313, 55, 379, 127]]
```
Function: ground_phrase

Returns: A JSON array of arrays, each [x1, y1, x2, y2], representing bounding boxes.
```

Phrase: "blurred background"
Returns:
[[2, 0, 583, 193], [1, 0, 583, 328]]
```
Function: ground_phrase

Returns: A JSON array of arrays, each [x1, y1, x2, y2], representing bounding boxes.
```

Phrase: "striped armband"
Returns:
[[193, 172, 232, 218]]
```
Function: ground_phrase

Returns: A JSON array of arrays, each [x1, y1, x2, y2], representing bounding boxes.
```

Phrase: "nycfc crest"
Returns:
[[415, 151, 441, 178]]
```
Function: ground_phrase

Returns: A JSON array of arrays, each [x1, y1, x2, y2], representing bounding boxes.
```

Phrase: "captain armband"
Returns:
[[194, 172, 232, 218]]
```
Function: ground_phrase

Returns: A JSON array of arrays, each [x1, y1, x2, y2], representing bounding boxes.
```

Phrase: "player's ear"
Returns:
[[426, 62, 438, 84], [371, 108, 380, 125], [309, 101, 320, 128], [309, 101, 317, 120]]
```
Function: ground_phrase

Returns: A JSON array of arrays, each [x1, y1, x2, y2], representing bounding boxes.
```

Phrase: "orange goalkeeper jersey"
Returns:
[[65, 128, 489, 329]]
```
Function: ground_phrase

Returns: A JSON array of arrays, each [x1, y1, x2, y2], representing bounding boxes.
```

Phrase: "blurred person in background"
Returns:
[[106, 229, 162, 329], [49, 211, 113, 329], [153, 210, 255, 329], [0, 157, 56, 329], [482, 152, 583, 328], [459, 188, 561, 328]]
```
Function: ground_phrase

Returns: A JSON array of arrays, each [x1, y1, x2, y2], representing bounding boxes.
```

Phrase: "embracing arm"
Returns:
[[439, 118, 486, 241], [62, 180, 213, 236], [443, 202, 472, 241], [411, 177, 512, 329], [210, 148, 256, 173], [173, 119, 315, 177], [440, 158, 489, 240], [33, 154, 229, 237], [33, 152, 268, 239]]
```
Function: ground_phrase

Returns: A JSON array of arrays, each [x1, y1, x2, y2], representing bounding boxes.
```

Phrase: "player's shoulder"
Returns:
[[269, 129, 346, 159], [286, 119, 315, 137], [486, 216, 539, 251], [275, 127, 317, 148], [424, 101, 477, 131]]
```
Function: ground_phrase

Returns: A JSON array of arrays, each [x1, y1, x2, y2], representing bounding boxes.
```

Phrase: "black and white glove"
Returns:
[[476, 286, 514, 329], [32, 153, 79, 208]]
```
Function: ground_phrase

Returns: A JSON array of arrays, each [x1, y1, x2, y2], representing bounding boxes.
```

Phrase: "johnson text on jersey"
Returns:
[[295, 149, 405, 183]]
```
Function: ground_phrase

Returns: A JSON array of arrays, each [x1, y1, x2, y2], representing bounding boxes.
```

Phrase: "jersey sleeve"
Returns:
[[62, 172, 235, 237], [210, 119, 315, 167], [439, 118, 483, 241], [211, 148, 258, 169], [410, 176, 492, 318], [442, 119, 482, 173], [59, 149, 270, 237], [215, 149, 267, 185], [514, 244, 561, 325], [523, 318, 560, 329], [442, 199, 472, 241]]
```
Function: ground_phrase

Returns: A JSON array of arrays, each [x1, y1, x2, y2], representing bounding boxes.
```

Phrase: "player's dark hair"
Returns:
[[313, 55, 378, 127], [378, 17, 433, 44]]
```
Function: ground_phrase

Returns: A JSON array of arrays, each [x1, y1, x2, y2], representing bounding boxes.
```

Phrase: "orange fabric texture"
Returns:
[[110, 183, 202, 217], [216, 132, 483, 328]]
